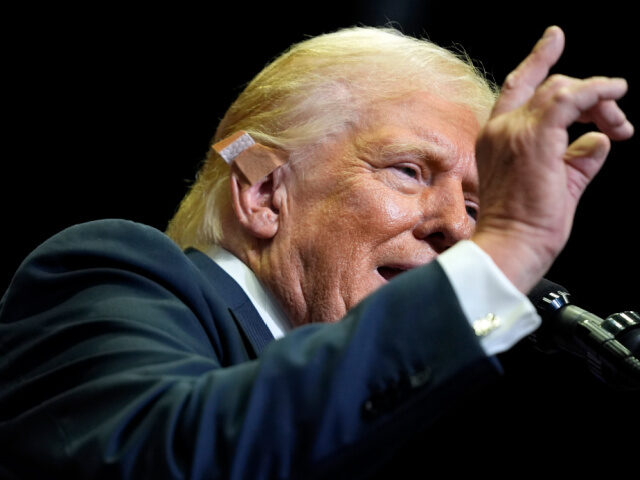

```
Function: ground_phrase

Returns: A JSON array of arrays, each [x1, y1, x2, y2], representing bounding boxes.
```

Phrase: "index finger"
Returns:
[[492, 26, 565, 116]]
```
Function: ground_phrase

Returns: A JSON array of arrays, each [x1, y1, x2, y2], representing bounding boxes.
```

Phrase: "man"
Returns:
[[0, 25, 632, 478]]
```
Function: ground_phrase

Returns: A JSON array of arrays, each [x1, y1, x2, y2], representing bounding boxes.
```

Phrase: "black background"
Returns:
[[4, 1, 638, 473]]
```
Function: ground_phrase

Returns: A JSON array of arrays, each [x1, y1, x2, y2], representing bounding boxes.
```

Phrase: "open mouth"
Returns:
[[377, 266, 408, 282]]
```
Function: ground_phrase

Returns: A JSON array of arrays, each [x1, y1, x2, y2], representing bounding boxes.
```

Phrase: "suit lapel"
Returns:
[[184, 248, 275, 357]]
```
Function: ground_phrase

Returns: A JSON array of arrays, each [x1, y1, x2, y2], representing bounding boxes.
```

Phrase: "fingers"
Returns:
[[539, 76, 633, 139], [493, 27, 634, 141], [493, 26, 633, 142], [588, 99, 635, 141], [492, 25, 565, 116]]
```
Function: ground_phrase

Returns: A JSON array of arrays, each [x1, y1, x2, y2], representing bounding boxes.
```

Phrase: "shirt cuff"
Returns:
[[436, 240, 541, 356]]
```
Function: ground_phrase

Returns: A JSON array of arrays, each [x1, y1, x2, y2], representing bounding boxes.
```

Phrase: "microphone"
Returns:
[[527, 278, 640, 390]]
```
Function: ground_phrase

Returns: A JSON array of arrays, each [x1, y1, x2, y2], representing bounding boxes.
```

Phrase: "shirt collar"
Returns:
[[205, 245, 290, 339]]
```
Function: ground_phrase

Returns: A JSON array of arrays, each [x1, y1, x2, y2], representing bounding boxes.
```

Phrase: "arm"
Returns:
[[0, 220, 499, 479]]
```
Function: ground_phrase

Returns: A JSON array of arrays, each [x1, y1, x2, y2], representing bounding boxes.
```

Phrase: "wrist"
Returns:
[[471, 227, 553, 294]]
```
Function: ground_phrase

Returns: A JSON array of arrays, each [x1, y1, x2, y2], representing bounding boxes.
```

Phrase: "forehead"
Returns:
[[356, 91, 481, 162]]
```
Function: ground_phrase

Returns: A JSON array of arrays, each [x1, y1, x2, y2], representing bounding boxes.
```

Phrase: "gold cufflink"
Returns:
[[472, 313, 501, 337]]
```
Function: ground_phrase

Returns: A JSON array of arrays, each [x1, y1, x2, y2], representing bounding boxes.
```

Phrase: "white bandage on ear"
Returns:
[[214, 131, 256, 165], [212, 131, 286, 185]]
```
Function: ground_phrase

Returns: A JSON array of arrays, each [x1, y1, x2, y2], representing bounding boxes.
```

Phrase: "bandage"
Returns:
[[212, 131, 286, 185]]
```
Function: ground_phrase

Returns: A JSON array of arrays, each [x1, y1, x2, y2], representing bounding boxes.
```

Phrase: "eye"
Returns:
[[394, 164, 420, 180], [465, 203, 478, 221]]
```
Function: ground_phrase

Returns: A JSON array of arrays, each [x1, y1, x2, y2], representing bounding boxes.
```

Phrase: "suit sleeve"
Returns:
[[0, 220, 501, 479]]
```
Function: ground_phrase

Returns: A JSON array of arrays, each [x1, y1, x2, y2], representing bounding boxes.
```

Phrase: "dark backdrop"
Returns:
[[4, 1, 638, 473]]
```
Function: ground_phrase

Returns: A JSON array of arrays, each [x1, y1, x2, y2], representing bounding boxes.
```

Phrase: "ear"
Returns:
[[229, 162, 281, 240]]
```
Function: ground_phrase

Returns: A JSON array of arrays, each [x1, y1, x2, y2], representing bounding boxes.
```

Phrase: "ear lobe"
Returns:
[[229, 164, 280, 240]]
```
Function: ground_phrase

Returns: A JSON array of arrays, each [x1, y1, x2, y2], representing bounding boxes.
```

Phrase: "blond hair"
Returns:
[[166, 26, 498, 250]]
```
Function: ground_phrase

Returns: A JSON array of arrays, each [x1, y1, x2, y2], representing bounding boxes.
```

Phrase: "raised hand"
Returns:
[[472, 26, 634, 293]]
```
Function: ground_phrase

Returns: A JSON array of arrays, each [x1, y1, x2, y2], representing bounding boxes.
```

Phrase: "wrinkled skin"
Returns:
[[224, 26, 633, 328], [259, 92, 482, 326], [472, 26, 633, 292]]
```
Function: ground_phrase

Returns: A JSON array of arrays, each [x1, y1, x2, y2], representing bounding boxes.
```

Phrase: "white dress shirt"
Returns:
[[206, 246, 291, 339], [206, 241, 541, 355], [437, 240, 541, 355]]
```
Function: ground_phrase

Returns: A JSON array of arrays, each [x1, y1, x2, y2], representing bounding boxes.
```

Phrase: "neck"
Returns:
[[220, 231, 309, 328]]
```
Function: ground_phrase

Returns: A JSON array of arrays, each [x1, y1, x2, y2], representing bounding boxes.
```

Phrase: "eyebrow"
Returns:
[[378, 141, 444, 158], [375, 133, 458, 171]]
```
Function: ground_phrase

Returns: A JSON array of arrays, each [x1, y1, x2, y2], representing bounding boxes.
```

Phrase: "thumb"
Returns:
[[564, 131, 611, 197]]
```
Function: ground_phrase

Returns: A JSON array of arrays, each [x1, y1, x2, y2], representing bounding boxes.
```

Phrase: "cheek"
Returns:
[[287, 175, 422, 262], [380, 195, 417, 227], [343, 186, 420, 240]]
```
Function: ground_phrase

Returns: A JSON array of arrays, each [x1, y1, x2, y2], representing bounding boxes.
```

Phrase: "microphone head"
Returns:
[[526, 278, 573, 354], [528, 278, 572, 315]]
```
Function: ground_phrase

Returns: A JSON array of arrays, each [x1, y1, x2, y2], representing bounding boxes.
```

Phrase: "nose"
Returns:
[[412, 181, 473, 253]]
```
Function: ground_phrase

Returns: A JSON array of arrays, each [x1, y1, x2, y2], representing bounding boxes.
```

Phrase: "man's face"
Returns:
[[265, 91, 482, 326]]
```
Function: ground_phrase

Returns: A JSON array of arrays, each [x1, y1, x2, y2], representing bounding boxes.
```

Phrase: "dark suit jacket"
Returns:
[[0, 219, 500, 479]]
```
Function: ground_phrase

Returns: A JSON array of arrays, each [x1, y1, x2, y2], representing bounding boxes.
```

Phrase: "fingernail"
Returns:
[[543, 26, 556, 39], [612, 77, 628, 88]]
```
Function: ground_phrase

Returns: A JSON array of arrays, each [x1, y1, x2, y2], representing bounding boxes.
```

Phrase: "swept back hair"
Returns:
[[166, 26, 498, 250]]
